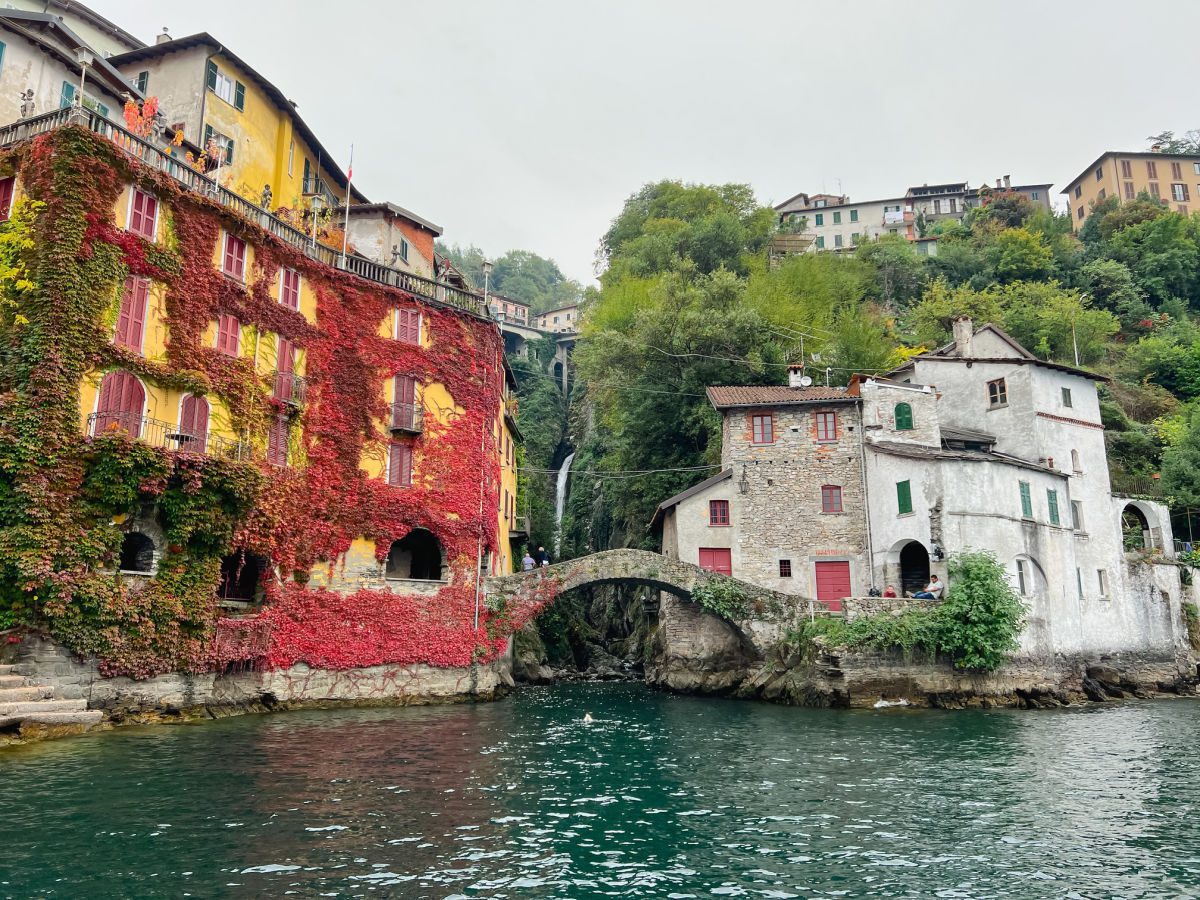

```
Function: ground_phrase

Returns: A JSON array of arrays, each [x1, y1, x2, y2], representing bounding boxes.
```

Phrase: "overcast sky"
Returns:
[[94, 0, 1200, 284]]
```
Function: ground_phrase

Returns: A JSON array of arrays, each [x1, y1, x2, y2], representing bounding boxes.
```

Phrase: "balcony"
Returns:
[[273, 371, 308, 406], [390, 401, 423, 435], [87, 412, 256, 461], [0, 108, 487, 319]]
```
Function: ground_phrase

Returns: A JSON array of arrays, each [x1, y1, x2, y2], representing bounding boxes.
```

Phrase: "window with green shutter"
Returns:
[[850, 209, 858, 222], [894, 402, 914, 430], [0, 42, 7, 75], [897, 480, 912, 515], [833, 211, 842, 224], [206, 59, 218, 91], [815, 236, 824, 249], [1019, 481, 1032, 518], [1047, 489, 1060, 525], [136, 70, 148, 93], [60, 81, 76, 109], [814, 213, 823, 226], [234, 81, 245, 111]]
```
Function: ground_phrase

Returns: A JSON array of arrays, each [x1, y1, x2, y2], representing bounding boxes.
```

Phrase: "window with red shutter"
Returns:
[[178, 394, 209, 453], [698, 548, 732, 575], [114, 276, 149, 354], [94, 370, 145, 437], [392, 375, 417, 429], [387, 442, 413, 486], [280, 268, 300, 310], [815, 411, 838, 442], [751, 413, 774, 444], [1172, 162, 1183, 179], [0, 176, 16, 222], [267, 415, 289, 466], [128, 189, 157, 240], [709, 499, 730, 525], [1120, 159, 1132, 178], [395, 308, 421, 345], [216, 314, 240, 356], [1147, 161, 1158, 178], [222, 233, 246, 280], [821, 484, 843, 513]]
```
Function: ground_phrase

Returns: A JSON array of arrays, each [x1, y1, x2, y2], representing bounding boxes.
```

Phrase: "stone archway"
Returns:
[[886, 539, 930, 597], [1121, 501, 1160, 551]]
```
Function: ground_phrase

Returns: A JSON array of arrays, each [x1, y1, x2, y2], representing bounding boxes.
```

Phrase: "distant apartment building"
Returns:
[[1062, 150, 1200, 229], [776, 176, 1052, 253], [488, 294, 530, 326], [536, 304, 579, 333]]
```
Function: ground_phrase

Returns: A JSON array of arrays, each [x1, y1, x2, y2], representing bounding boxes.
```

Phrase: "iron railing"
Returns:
[[87, 412, 256, 461], [273, 371, 308, 406], [1111, 473, 1165, 497], [0, 108, 487, 317], [390, 401, 423, 434]]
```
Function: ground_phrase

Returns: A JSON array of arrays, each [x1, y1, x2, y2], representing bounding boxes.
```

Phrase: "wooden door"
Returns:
[[814, 560, 852, 611]]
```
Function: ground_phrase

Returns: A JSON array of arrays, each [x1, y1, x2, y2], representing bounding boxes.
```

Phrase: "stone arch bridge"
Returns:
[[486, 548, 814, 661]]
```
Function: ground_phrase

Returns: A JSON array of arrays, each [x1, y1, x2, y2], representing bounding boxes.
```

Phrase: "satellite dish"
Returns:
[[799, 376, 813, 387]]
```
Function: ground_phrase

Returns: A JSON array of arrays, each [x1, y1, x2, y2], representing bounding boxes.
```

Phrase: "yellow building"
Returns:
[[109, 33, 368, 214], [1062, 150, 1200, 229]]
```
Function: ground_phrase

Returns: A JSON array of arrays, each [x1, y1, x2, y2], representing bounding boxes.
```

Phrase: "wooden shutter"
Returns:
[[388, 442, 412, 486], [59, 81, 75, 109], [203, 123, 213, 149], [179, 395, 209, 452], [130, 190, 156, 239], [224, 139, 234, 164], [206, 59, 218, 91], [217, 313, 239, 355], [897, 480, 912, 515], [1047, 489, 1060, 525], [267, 415, 288, 466], [128, 277, 148, 353], [1019, 481, 1032, 518], [96, 370, 144, 437], [281, 269, 300, 309], [0, 177, 13, 220], [234, 81, 245, 111], [895, 403, 914, 430], [394, 374, 415, 405]]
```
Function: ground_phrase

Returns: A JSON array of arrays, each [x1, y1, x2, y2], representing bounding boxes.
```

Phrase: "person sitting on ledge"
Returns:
[[883, 585, 898, 598], [912, 575, 943, 600]]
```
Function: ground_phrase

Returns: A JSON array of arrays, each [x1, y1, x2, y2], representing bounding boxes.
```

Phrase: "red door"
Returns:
[[814, 560, 852, 611], [698, 548, 732, 576]]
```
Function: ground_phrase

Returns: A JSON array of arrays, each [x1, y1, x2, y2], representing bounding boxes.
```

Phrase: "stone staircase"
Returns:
[[0, 663, 103, 743]]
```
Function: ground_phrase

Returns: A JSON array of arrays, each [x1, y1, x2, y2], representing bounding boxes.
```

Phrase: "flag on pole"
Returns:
[[340, 144, 354, 266]]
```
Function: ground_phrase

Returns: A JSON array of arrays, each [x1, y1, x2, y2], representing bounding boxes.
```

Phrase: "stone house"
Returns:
[[654, 319, 1183, 658]]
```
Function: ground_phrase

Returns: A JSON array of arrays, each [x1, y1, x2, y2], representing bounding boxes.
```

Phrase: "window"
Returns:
[[1071, 449, 1081, 473], [392, 375, 417, 429], [709, 499, 730, 526], [821, 484, 843, 513], [1147, 161, 1158, 178], [0, 176, 12, 221], [815, 236, 825, 249], [1097, 188, 1106, 201], [851, 232, 860, 243], [1094, 166, 1103, 181], [1016, 559, 1029, 596], [1074, 185, 1082, 198], [832, 211, 842, 224], [1097, 569, 1108, 598], [216, 313, 240, 356], [394, 308, 421, 344], [1149, 182, 1160, 199], [1172, 162, 1183, 179], [1173, 183, 1190, 202], [135, 71, 149, 93], [59, 82, 109, 116], [834, 234, 843, 248], [206, 60, 246, 111], [1019, 481, 1032, 519], [1076, 568, 1084, 601], [751, 413, 774, 444], [1124, 181, 1135, 200], [267, 415, 289, 467], [1061, 387, 1072, 408], [1121, 159, 1133, 178], [933, 199, 942, 214], [1072, 500, 1084, 531], [280, 268, 301, 310], [94, 370, 144, 437], [814, 213, 824, 226], [987, 378, 1007, 407], [222, 233, 246, 280], [397, 237, 410, 263], [850, 209, 858, 223], [128, 188, 157, 240], [698, 548, 732, 575], [896, 480, 912, 515], [1031, 191, 1040, 201], [779, 559, 792, 578], [114, 276, 149, 354], [894, 402, 914, 430], [1195, 163, 1200, 175], [202, 125, 235, 165], [815, 199, 826, 208], [387, 442, 413, 486], [1047, 489, 1060, 526], [178, 394, 209, 453], [950, 198, 958, 213], [815, 411, 838, 442]]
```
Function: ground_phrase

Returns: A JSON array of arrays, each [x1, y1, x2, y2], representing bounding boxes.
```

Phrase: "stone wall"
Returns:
[[12, 635, 513, 723]]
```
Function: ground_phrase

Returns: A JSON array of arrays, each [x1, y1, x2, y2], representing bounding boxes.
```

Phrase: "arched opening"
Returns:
[[1013, 555, 1046, 598], [119, 531, 155, 573], [898, 541, 931, 596], [552, 360, 564, 382], [386, 529, 443, 581], [1071, 449, 1081, 473], [1121, 503, 1158, 551], [93, 370, 146, 438], [894, 402, 914, 431], [177, 394, 210, 453], [219, 551, 267, 601]]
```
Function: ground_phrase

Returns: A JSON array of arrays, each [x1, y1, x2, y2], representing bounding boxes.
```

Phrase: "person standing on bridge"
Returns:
[[533, 546, 549, 567], [522, 551, 535, 572]]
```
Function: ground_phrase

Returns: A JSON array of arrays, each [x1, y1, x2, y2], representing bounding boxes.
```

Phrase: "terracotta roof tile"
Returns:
[[706, 385, 856, 409]]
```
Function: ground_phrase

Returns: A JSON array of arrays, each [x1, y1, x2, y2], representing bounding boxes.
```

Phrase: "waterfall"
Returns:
[[554, 451, 575, 557]]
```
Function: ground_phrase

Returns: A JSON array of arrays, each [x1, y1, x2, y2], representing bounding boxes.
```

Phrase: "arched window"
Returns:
[[386, 529, 443, 581], [894, 402, 914, 431], [1071, 449, 1081, 473], [94, 370, 145, 438], [119, 531, 155, 573], [178, 394, 209, 453]]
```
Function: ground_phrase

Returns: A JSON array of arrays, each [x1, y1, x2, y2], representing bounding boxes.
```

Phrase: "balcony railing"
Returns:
[[1111, 473, 1165, 497], [390, 401, 423, 434], [87, 412, 256, 461], [0, 108, 487, 318], [273, 371, 308, 406]]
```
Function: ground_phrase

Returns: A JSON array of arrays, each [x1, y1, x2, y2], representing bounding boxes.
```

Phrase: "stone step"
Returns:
[[0, 674, 28, 688], [0, 664, 16, 675], [0, 685, 53, 703], [0, 710, 103, 729], [0, 698, 87, 716]]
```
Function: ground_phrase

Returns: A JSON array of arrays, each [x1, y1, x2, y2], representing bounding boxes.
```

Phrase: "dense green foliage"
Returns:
[[435, 242, 585, 314], [690, 576, 749, 621], [792, 552, 1024, 672]]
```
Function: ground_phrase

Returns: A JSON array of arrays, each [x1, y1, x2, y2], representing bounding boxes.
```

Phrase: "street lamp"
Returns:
[[481, 259, 493, 307], [74, 48, 95, 114]]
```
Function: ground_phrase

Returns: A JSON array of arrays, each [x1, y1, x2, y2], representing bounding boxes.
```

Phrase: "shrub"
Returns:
[[691, 575, 748, 620]]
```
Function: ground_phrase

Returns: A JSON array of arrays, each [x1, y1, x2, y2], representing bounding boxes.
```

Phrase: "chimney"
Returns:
[[788, 364, 806, 388], [1004, 174, 1011, 188], [157, 27, 172, 44], [995, 178, 1001, 189], [953, 316, 974, 357]]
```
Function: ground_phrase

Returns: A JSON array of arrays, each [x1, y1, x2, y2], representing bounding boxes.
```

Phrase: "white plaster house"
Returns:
[[654, 318, 1184, 659]]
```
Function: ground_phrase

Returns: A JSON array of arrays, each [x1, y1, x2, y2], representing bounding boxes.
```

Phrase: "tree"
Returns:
[[1146, 130, 1200, 154], [1162, 406, 1200, 508], [434, 243, 585, 314], [1079, 259, 1153, 328], [985, 227, 1053, 283], [856, 234, 927, 309], [1106, 212, 1200, 308]]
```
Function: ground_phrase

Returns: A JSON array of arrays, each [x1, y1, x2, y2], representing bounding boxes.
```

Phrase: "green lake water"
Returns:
[[2, 683, 1200, 898]]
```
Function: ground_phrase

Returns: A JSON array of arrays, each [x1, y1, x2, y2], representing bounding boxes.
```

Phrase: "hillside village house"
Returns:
[[655, 318, 1182, 661], [488, 293, 531, 326], [1062, 149, 1200, 227], [343, 201, 442, 279], [535, 303, 579, 333]]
